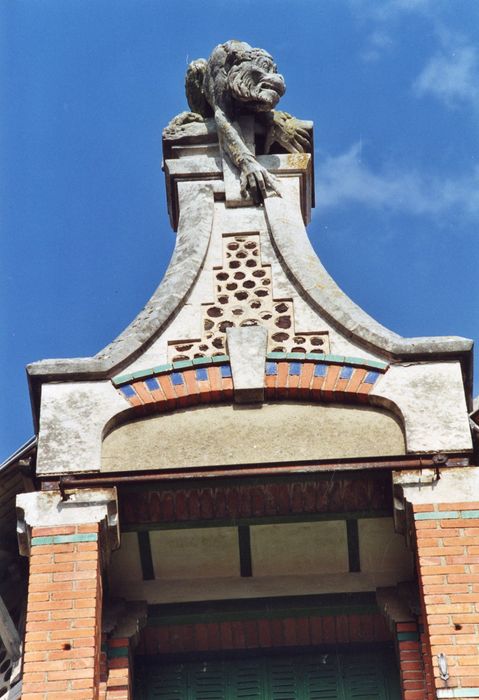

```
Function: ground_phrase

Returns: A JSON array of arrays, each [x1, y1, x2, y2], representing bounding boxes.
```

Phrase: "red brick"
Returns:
[[345, 368, 367, 394], [441, 502, 479, 511], [221, 374, 233, 399], [310, 369, 326, 398], [157, 374, 178, 404], [321, 364, 341, 400], [196, 370, 212, 403], [275, 362, 289, 399], [298, 362, 315, 394], [32, 526, 76, 538], [208, 365, 223, 402], [412, 503, 437, 513], [131, 381, 151, 404], [182, 369, 200, 400]]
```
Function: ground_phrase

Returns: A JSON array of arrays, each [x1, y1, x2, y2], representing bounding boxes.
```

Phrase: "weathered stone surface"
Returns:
[[164, 151, 313, 229], [36, 381, 127, 475], [101, 403, 405, 472], [165, 40, 312, 202], [394, 466, 479, 505], [264, 179, 473, 366], [16, 488, 119, 555], [372, 362, 472, 453], [227, 326, 268, 402]]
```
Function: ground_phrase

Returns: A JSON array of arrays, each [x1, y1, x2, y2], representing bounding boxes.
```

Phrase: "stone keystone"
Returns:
[[227, 326, 268, 403]]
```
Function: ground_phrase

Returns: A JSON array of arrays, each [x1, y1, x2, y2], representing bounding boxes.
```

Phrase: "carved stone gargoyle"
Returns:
[[164, 40, 312, 202]]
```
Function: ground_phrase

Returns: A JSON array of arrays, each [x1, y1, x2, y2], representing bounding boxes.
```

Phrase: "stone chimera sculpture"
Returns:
[[164, 40, 312, 202]]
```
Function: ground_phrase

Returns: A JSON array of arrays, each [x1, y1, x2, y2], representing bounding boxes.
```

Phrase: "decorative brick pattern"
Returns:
[[167, 233, 330, 361], [138, 611, 392, 656], [413, 502, 479, 696], [263, 356, 383, 403], [120, 472, 392, 526], [22, 523, 102, 700], [113, 354, 387, 412]]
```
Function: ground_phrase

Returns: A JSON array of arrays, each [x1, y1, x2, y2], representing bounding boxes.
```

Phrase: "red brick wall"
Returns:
[[414, 502, 479, 696], [22, 523, 103, 700], [395, 620, 431, 700], [99, 638, 131, 700], [138, 611, 392, 656]]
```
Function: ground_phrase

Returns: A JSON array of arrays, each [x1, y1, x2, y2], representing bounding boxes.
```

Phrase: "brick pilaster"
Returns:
[[395, 620, 430, 700], [22, 524, 103, 700], [414, 502, 479, 698], [104, 638, 132, 700]]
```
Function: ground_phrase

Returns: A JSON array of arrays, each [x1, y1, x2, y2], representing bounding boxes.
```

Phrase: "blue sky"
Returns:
[[2, 0, 479, 460]]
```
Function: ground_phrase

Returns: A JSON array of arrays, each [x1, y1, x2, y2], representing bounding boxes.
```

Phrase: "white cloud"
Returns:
[[352, 0, 479, 109], [360, 31, 394, 63], [317, 143, 479, 218], [376, 0, 432, 18], [352, 0, 435, 62], [350, 0, 433, 23], [413, 45, 479, 108]]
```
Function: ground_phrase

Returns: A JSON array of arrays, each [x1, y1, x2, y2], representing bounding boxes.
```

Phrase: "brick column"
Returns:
[[99, 601, 146, 700], [103, 638, 132, 700], [16, 488, 119, 700], [413, 502, 479, 699], [22, 523, 102, 699], [396, 620, 431, 700], [377, 587, 430, 699]]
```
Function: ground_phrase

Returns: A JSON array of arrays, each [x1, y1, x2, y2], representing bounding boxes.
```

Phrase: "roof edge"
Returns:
[[26, 183, 216, 425], [263, 191, 474, 402]]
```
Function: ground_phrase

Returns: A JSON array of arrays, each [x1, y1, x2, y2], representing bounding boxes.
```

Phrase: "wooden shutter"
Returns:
[[303, 653, 343, 699], [137, 661, 187, 699], [340, 651, 396, 699], [228, 657, 263, 700], [268, 655, 301, 699], [189, 660, 227, 700], [137, 648, 400, 700]]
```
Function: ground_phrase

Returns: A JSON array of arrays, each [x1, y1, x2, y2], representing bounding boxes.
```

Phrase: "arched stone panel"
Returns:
[[102, 401, 405, 472]]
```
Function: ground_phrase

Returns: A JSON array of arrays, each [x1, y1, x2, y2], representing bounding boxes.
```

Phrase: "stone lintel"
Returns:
[[226, 326, 268, 403], [16, 487, 119, 558]]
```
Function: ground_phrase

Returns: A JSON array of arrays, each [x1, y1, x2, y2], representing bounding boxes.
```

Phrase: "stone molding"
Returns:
[[393, 467, 479, 543], [16, 487, 119, 558]]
